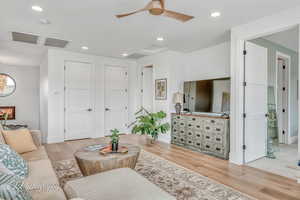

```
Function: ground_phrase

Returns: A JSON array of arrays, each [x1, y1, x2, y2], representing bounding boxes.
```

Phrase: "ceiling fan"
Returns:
[[116, 0, 194, 22]]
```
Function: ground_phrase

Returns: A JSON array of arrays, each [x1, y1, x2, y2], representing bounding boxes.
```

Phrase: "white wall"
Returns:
[[40, 49, 138, 143], [0, 64, 39, 129], [136, 42, 230, 143]]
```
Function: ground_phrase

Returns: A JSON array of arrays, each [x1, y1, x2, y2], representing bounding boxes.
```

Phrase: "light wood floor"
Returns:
[[45, 135, 300, 200]]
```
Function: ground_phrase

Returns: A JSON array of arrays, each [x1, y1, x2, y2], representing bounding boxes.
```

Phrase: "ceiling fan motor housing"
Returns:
[[149, 0, 164, 15]]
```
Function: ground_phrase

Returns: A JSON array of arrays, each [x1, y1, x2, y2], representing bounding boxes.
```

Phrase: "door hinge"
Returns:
[[141, 72, 144, 76], [64, 66, 66, 70], [125, 89, 128, 92], [243, 82, 247, 87], [243, 145, 247, 150], [141, 89, 143, 93], [283, 87, 286, 91], [125, 106, 127, 110], [64, 87, 66, 91], [283, 65, 286, 69], [282, 109, 286, 113], [125, 72, 128, 76], [243, 113, 246, 118], [282, 130, 285, 135], [64, 108, 66, 112], [64, 129, 66, 133], [243, 50, 247, 55]]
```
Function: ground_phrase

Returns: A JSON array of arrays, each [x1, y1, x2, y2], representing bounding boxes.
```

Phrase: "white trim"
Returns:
[[276, 52, 291, 144], [230, 6, 300, 165], [290, 135, 298, 144]]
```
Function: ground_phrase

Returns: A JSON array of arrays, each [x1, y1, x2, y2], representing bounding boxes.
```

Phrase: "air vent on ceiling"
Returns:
[[11, 32, 39, 44], [142, 45, 167, 54], [44, 38, 69, 48], [127, 53, 147, 59]]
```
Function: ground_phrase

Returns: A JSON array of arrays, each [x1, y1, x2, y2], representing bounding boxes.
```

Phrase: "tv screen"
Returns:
[[183, 78, 230, 113]]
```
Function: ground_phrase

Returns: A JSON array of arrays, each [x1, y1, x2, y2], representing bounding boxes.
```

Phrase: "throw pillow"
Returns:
[[0, 144, 28, 179], [0, 172, 32, 200], [2, 129, 37, 154]]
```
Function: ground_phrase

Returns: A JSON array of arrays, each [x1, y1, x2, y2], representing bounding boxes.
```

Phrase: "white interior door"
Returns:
[[104, 66, 128, 136], [64, 61, 94, 140], [142, 66, 153, 112], [244, 41, 268, 163]]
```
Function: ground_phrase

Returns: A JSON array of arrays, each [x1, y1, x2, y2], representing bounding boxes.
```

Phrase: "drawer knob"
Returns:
[[192, 118, 196, 121], [216, 148, 221, 151], [181, 131, 184, 133], [181, 139, 184, 142], [216, 138, 221, 141], [188, 124, 192, 127], [206, 136, 210, 139], [197, 134, 200, 137], [196, 143, 200, 146], [206, 127, 210, 130], [216, 128, 221, 131], [197, 126, 200, 128], [206, 145, 210, 148], [211, 120, 215, 123], [188, 141, 192, 144]]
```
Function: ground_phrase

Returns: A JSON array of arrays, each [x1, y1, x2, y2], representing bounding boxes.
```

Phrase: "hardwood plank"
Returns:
[[45, 135, 300, 200]]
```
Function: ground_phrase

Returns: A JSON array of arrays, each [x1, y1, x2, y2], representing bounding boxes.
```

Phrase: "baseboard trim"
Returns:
[[289, 135, 298, 144]]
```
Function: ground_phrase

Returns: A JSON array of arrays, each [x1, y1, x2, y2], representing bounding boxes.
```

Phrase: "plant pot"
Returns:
[[146, 136, 157, 145], [111, 142, 119, 152]]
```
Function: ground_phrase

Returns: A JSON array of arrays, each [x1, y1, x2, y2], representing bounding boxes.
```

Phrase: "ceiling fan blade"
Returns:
[[158, 0, 165, 9], [163, 10, 194, 22], [116, 2, 153, 18], [116, 9, 146, 18]]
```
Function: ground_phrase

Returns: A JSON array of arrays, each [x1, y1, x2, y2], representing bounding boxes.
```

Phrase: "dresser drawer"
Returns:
[[178, 136, 186, 145], [193, 140, 202, 149], [203, 141, 214, 152], [213, 133, 225, 144], [186, 138, 194, 146], [194, 131, 203, 140], [203, 132, 213, 142], [186, 129, 195, 138], [172, 114, 184, 121], [213, 124, 225, 134], [203, 123, 214, 132], [203, 118, 225, 126]]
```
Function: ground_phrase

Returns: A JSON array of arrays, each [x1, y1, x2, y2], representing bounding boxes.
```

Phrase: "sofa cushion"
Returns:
[[21, 146, 48, 162], [64, 168, 176, 200], [2, 129, 37, 154], [0, 144, 28, 179], [0, 172, 32, 200], [24, 159, 66, 200]]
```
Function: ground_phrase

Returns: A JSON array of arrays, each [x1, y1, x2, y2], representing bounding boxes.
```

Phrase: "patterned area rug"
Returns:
[[52, 150, 254, 200]]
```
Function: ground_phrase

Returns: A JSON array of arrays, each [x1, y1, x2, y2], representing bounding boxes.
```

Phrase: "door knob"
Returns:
[[105, 108, 110, 111], [87, 108, 93, 112]]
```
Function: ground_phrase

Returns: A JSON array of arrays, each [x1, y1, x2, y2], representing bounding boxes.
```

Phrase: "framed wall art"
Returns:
[[155, 79, 167, 100]]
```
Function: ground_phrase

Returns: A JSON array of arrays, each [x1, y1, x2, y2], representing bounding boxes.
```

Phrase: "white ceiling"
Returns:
[[1, 0, 300, 67], [263, 27, 299, 52]]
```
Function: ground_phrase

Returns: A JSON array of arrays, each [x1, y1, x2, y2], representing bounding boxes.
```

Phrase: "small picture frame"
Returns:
[[155, 79, 167, 100], [0, 106, 16, 120]]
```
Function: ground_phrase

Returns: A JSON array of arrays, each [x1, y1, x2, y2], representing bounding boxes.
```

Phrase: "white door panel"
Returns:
[[105, 66, 128, 136], [142, 67, 154, 112], [244, 41, 268, 163], [65, 61, 94, 140]]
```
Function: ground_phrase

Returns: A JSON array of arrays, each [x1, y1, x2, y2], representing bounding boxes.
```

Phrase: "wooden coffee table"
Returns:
[[74, 143, 141, 176]]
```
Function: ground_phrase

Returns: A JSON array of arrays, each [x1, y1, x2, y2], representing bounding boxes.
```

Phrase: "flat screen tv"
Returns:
[[183, 78, 230, 113]]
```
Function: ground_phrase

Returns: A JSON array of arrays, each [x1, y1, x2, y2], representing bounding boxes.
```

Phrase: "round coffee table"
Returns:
[[74, 143, 141, 176]]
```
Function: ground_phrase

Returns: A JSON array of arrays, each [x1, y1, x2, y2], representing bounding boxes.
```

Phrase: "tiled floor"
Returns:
[[247, 143, 299, 179]]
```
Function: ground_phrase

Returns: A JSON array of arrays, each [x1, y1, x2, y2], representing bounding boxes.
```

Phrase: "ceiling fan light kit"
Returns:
[[116, 0, 194, 22]]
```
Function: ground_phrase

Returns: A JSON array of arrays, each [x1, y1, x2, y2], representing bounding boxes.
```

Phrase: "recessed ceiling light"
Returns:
[[32, 5, 43, 12], [81, 46, 89, 50], [211, 11, 221, 18], [157, 37, 164, 41], [122, 53, 128, 57], [39, 19, 51, 25]]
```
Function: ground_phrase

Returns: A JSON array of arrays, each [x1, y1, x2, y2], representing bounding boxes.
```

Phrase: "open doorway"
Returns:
[[244, 27, 299, 180]]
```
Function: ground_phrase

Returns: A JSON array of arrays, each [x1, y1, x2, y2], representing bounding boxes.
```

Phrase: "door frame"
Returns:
[[231, 21, 300, 165], [275, 51, 291, 144], [141, 65, 154, 112], [103, 64, 129, 135], [63, 60, 96, 141]]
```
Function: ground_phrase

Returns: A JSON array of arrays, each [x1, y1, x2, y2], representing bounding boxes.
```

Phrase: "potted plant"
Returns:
[[131, 108, 170, 144], [110, 129, 120, 152]]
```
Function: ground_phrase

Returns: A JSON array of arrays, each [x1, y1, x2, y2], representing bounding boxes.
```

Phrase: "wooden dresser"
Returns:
[[171, 113, 230, 159]]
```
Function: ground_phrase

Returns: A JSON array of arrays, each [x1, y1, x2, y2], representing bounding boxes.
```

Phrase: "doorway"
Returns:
[[243, 27, 299, 180], [64, 61, 95, 140], [141, 65, 154, 112], [104, 65, 129, 136]]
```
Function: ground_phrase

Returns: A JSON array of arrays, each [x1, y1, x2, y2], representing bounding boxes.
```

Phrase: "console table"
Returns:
[[171, 113, 230, 159]]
